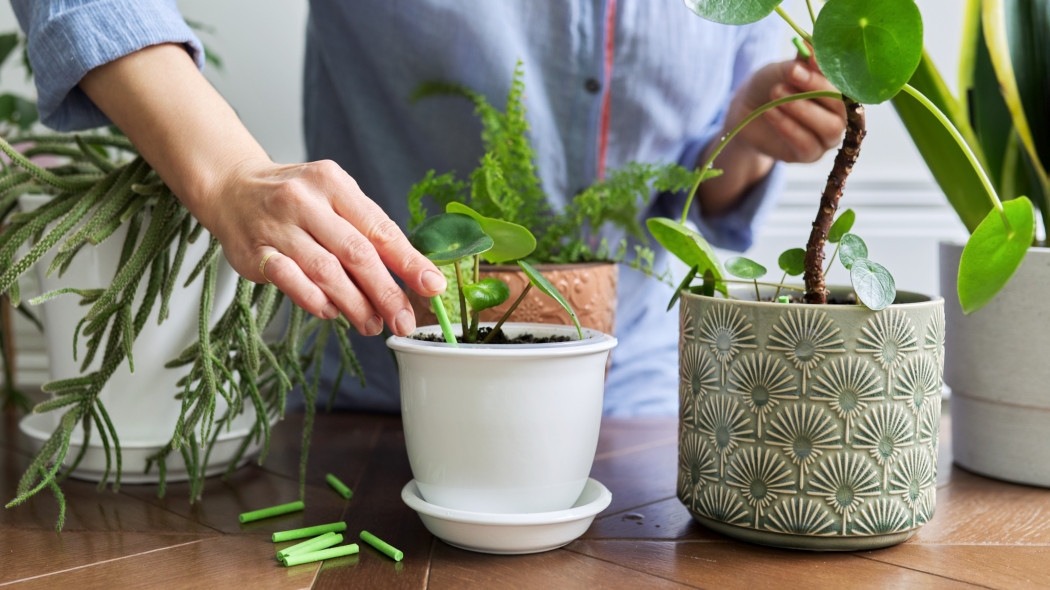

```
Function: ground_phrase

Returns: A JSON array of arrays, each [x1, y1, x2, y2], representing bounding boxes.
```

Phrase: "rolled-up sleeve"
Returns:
[[654, 14, 787, 253], [11, 0, 204, 131]]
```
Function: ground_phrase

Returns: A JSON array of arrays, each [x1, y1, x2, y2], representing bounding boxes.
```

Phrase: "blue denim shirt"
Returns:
[[13, 0, 785, 416]]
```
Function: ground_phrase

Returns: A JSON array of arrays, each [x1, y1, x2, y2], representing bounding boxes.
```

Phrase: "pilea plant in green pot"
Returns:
[[648, 0, 1033, 550], [893, 0, 1050, 488], [387, 207, 616, 551], [406, 62, 701, 336]]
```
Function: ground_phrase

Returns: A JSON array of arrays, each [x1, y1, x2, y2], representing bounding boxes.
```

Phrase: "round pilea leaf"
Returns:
[[462, 278, 510, 312], [850, 259, 896, 311], [777, 248, 806, 276], [725, 256, 767, 280], [518, 260, 582, 338], [958, 197, 1036, 314], [828, 208, 856, 243], [647, 217, 728, 295], [408, 213, 493, 265], [838, 233, 868, 269], [812, 0, 924, 104], [446, 202, 536, 263], [682, 0, 784, 25]]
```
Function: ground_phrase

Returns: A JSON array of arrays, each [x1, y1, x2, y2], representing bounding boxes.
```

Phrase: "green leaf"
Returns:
[[777, 248, 806, 276], [0, 93, 38, 131], [646, 217, 727, 295], [850, 259, 896, 311], [838, 233, 868, 269], [462, 278, 510, 312], [827, 209, 856, 243], [446, 202, 536, 263], [725, 257, 767, 280], [407, 213, 493, 265], [667, 265, 699, 311], [958, 197, 1035, 314], [682, 0, 784, 25], [0, 33, 18, 71], [813, 0, 924, 103], [518, 260, 582, 339]]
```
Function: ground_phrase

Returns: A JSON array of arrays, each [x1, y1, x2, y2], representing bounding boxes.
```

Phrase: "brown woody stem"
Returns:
[[804, 98, 866, 304]]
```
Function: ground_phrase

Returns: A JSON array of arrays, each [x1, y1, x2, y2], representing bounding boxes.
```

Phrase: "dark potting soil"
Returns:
[[413, 327, 572, 345]]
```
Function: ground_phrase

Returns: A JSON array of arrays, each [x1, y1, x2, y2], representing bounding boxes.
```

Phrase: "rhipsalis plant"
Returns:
[[408, 61, 701, 277], [407, 205, 581, 345], [652, 0, 1035, 312], [0, 132, 361, 530]]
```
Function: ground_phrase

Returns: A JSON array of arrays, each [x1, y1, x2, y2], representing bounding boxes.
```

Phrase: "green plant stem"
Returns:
[[805, 0, 817, 26], [680, 90, 841, 223], [825, 242, 842, 277], [772, 271, 787, 301], [899, 83, 1009, 230], [430, 296, 458, 346], [482, 283, 532, 344], [775, 6, 813, 44], [453, 260, 469, 339], [715, 278, 806, 293], [753, 279, 760, 302]]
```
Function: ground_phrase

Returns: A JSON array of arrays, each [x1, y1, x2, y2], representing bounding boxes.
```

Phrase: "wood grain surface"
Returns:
[[2, 406, 1047, 589]]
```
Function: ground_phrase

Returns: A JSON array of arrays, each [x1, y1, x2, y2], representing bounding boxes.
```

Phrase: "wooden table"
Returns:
[[2, 407, 1048, 589]]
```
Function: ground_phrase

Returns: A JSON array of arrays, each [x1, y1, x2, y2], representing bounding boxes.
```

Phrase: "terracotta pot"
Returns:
[[677, 286, 944, 550], [409, 262, 618, 335]]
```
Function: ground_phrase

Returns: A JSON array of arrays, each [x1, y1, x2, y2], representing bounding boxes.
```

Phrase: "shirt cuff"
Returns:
[[25, 0, 204, 131]]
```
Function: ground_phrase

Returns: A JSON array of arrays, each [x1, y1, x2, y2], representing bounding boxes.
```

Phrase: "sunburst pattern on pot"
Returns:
[[924, 312, 945, 374], [810, 357, 884, 442], [889, 447, 935, 525], [767, 308, 845, 394], [727, 353, 796, 437], [726, 447, 795, 528], [697, 305, 757, 384], [808, 452, 881, 535], [852, 405, 913, 481], [680, 344, 717, 430], [852, 498, 910, 535], [892, 354, 940, 417], [676, 293, 943, 549], [678, 430, 718, 509], [765, 403, 841, 488], [765, 497, 836, 536], [696, 394, 755, 476], [857, 310, 918, 396]]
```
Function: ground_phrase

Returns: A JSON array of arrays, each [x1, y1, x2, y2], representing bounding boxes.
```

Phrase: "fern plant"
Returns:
[[0, 131, 359, 530], [407, 62, 701, 277]]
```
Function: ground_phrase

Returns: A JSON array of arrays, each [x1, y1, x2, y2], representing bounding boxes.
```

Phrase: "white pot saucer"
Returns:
[[401, 477, 612, 555], [19, 411, 264, 484]]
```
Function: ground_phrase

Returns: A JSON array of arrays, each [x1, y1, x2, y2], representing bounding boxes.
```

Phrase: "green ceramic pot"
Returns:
[[677, 287, 944, 551]]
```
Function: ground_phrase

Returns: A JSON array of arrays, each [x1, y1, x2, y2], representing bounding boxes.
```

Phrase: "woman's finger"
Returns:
[[257, 250, 342, 321]]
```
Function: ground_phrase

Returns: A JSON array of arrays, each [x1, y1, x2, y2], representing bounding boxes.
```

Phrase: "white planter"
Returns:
[[940, 242, 1050, 487], [18, 195, 252, 483], [387, 323, 616, 514]]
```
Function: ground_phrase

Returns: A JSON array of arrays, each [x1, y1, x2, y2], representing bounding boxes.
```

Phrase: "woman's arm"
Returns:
[[78, 43, 446, 336]]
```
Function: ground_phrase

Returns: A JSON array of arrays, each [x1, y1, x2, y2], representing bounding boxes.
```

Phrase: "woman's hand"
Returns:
[[79, 43, 444, 337]]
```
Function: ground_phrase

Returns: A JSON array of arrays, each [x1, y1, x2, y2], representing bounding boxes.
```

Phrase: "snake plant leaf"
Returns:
[[812, 0, 924, 104], [407, 213, 493, 266], [827, 209, 856, 243], [850, 259, 896, 311], [462, 278, 511, 312], [517, 260, 581, 339], [838, 233, 868, 270], [958, 196, 1035, 314], [725, 257, 767, 280], [777, 248, 806, 276], [681, 0, 783, 25], [446, 202, 536, 264], [647, 217, 728, 296]]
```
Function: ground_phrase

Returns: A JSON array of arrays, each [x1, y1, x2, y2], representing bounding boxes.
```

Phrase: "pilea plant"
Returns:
[[652, 0, 1035, 311], [407, 204, 581, 345], [0, 132, 357, 529]]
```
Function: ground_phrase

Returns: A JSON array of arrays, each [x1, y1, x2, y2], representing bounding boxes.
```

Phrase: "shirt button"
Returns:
[[584, 78, 601, 93]]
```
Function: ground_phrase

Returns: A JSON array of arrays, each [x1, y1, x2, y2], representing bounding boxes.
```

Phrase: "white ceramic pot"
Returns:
[[940, 242, 1050, 487], [387, 323, 617, 514], [18, 195, 251, 483]]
